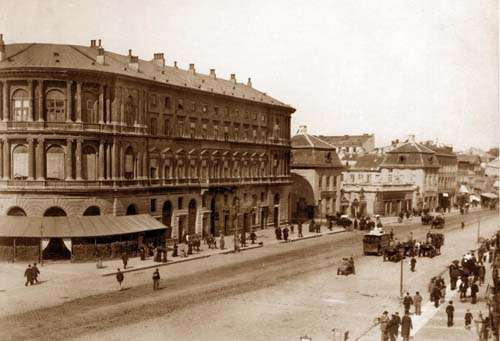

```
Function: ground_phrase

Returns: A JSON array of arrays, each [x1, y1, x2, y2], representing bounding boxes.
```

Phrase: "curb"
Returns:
[[220, 244, 264, 254], [101, 254, 211, 277]]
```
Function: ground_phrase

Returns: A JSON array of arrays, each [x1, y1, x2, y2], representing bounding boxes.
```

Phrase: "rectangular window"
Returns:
[[319, 176, 322, 188], [164, 96, 171, 109], [178, 197, 183, 209], [150, 199, 157, 212], [164, 119, 170, 136], [326, 176, 330, 188], [214, 106, 219, 116], [177, 99, 184, 110], [150, 118, 157, 135]]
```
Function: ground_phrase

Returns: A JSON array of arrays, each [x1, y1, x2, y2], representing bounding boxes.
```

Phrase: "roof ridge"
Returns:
[[6, 43, 36, 60], [69, 45, 98, 63]]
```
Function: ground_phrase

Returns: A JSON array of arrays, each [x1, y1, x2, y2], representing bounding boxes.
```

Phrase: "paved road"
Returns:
[[0, 210, 498, 341]]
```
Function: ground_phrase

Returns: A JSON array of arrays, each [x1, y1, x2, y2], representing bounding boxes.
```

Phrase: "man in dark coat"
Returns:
[[445, 301, 454, 327], [32, 263, 40, 284], [297, 222, 303, 238], [464, 309, 473, 329], [152, 268, 160, 290], [401, 313, 412, 341], [282, 226, 289, 241], [470, 282, 479, 304], [24, 264, 32, 286], [121, 253, 129, 269], [410, 257, 417, 272], [250, 231, 257, 244], [432, 285, 441, 308], [116, 268, 124, 290], [388, 312, 401, 341], [403, 292, 413, 314]]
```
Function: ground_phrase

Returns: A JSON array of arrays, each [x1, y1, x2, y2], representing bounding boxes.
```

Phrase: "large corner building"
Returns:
[[0, 35, 295, 261]]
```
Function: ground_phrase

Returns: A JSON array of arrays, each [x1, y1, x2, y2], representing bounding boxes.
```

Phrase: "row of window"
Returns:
[[318, 175, 341, 189]]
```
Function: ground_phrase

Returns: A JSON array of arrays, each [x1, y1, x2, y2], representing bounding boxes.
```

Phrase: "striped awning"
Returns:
[[0, 214, 166, 238]]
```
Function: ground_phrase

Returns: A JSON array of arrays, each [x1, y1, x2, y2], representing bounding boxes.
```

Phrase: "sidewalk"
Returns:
[[99, 225, 346, 276]]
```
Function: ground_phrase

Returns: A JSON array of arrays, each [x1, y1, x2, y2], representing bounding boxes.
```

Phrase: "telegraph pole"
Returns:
[[477, 218, 481, 243], [400, 258, 404, 301]]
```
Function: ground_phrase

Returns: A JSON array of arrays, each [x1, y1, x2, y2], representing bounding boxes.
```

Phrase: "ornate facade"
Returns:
[[0, 36, 294, 242]]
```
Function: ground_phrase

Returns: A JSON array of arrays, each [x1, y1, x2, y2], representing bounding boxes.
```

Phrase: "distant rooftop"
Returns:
[[317, 134, 374, 147]]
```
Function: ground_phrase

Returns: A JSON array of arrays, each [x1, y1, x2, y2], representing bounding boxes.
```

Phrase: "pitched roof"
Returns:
[[457, 154, 481, 164], [0, 43, 291, 109], [291, 133, 336, 150], [317, 134, 373, 147], [387, 141, 435, 154], [351, 154, 384, 170], [381, 141, 439, 169]]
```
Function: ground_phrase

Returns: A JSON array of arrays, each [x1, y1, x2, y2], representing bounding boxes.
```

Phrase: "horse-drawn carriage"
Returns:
[[383, 244, 405, 262], [337, 258, 355, 275], [363, 232, 391, 256], [419, 232, 445, 257], [338, 215, 353, 228], [430, 214, 445, 229], [421, 213, 432, 225]]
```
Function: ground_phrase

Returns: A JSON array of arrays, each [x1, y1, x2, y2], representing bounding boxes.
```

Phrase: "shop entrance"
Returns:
[[42, 207, 71, 260]]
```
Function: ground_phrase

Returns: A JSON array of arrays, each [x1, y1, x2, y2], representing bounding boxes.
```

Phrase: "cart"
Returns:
[[363, 233, 391, 256]]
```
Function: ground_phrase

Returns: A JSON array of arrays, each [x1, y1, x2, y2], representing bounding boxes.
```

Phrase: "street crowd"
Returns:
[[376, 232, 498, 340]]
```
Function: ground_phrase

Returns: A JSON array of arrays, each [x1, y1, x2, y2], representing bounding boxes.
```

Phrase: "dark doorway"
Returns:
[[43, 207, 70, 260], [273, 207, 279, 228], [83, 206, 101, 216], [126, 204, 138, 215], [261, 207, 268, 229], [210, 198, 217, 236], [224, 213, 229, 235], [188, 199, 197, 235], [162, 201, 173, 238], [7, 206, 26, 216], [178, 216, 185, 241]]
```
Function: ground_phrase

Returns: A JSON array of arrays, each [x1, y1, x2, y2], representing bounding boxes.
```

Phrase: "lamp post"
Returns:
[[400, 257, 404, 301], [477, 218, 481, 243], [233, 196, 240, 252]]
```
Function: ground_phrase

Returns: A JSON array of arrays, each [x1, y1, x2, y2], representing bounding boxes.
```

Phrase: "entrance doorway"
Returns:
[[162, 201, 173, 238], [126, 204, 138, 215], [210, 198, 217, 236], [178, 216, 185, 241], [42, 207, 71, 260], [188, 199, 197, 235]]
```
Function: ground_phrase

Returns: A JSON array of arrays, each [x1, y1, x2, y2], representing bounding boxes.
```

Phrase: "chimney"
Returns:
[[297, 125, 307, 135], [98, 39, 102, 47], [90, 39, 96, 48], [209, 68, 216, 79], [230, 73, 236, 84], [174, 61, 178, 68], [153, 53, 165, 67], [96, 46, 105, 65], [0, 34, 5, 62], [188, 63, 196, 74], [247, 77, 252, 87], [408, 134, 416, 143], [127, 49, 139, 71]]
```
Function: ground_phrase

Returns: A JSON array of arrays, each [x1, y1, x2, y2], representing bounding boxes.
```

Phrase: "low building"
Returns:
[[290, 126, 343, 221], [342, 154, 416, 216], [379, 135, 440, 211], [424, 142, 458, 209]]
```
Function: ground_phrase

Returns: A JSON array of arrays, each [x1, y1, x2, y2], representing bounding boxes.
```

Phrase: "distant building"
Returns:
[[317, 134, 375, 166], [341, 154, 416, 216], [380, 135, 440, 211], [290, 126, 344, 221], [485, 157, 499, 178], [423, 142, 458, 209], [457, 154, 483, 186]]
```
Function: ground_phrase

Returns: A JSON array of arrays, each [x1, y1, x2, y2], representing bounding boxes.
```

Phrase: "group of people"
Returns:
[[377, 310, 413, 341], [275, 223, 303, 240], [115, 267, 162, 291], [23, 263, 40, 286]]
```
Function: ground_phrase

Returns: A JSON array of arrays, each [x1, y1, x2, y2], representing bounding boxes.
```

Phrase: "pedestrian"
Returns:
[[432, 285, 441, 308], [464, 309, 473, 330], [478, 264, 486, 285], [290, 223, 295, 234], [116, 268, 124, 290], [298, 222, 303, 238], [32, 263, 40, 284], [377, 311, 390, 341], [172, 243, 178, 257], [389, 228, 394, 241], [445, 301, 454, 327], [403, 292, 413, 314], [400, 312, 412, 341], [240, 231, 247, 247], [470, 281, 479, 304], [282, 226, 289, 241], [152, 268, 160, 290], [250, 231, 257, 244], [24, 264, 32, 286], [410, 257, 416, 272], [388, 313, 400, 341], [413, 291, 423, 315], [219, 235, 225, 250], [316, 222, 321, 233], [461, 221, 464, 229], [349, 256, 356, 274], [121, 252, 129, 269]]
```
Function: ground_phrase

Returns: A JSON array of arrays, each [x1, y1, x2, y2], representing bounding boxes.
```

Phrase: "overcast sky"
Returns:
[[1, 0, 498, 151]]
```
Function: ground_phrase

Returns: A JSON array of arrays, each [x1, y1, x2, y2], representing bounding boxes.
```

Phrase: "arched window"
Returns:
[[46, 145, 65, 180], [82, 145, 97, 180], [12, 89, 30, 122], [44, 206, 67, 217], [124, 146, 135, 179], [125, 96, 135, 126], [82, 91, 98, 124], [12, 145, 28, 179], [126, 204, 138, 215], [7, 206, 26, 216], [46, 90, 65, 122]]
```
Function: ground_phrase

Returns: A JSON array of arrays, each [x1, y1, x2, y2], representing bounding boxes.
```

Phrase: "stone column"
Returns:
[[98, 140, 105, 180], [105, 85, 111, 124], [119, 87, 125, 125], [76, 82, 82, 123], [2, 80, 9, 122], [2, 138, 9, 179], [137, 150, 143, 179], [106, 144, 112, 179], [0, 139, 3, 179], [27, 80, 34, 121], [111, 141, 118, 179], [75, 138, 82, 180], [142, 149, 148, 179], [37, 80, 44, 122], [36, 138, 45, 180], [27, 137, 34, 180], [119, 144, 125, 179], [98, 84, 104, 124], [66, 81, 73, 122], [65, 139, 73, 180]]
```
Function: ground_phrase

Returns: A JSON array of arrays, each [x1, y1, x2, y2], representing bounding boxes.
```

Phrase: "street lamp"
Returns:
[[233, 196, 240, 252]]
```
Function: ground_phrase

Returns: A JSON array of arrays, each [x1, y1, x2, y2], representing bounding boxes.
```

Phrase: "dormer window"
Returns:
[[325, 152, 332, 163], [177, 98, 184, 110], [399, 155, 406, 163]]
